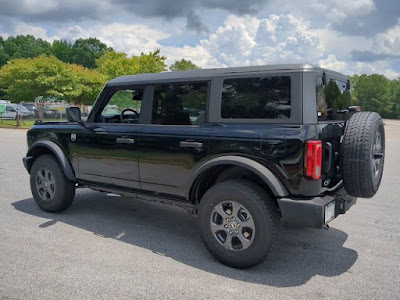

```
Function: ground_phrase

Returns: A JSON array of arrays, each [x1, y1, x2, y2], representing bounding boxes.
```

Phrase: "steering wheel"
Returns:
[[120, 108, 139, 123]]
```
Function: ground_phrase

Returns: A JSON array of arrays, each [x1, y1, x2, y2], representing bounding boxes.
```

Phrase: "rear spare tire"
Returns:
[[341, 112, 385, 198]]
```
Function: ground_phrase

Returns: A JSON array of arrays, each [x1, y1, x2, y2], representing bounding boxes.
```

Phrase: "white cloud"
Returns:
[[253, 14, 324, 64], [200, 20, 256, 66], [161, 45, 221, 68], [327, 0, 375, 20], [374, 22, 400, 55], [196, 14, 325, 67], [94, 24, 169, 56], [54, 23, 170, 56], [319, 55, 348, 72], [313, 28, 371, 58], [353, 61, 400, 79], [2, 11, 400, 79], [272, 0, 375, 23], [14, 23, 49, 40]]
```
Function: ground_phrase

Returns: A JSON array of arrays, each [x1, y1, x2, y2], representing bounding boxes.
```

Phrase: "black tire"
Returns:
[[341, 112, 385, 198], [198, 179, 281, 269], [30, 154, 75, 212]]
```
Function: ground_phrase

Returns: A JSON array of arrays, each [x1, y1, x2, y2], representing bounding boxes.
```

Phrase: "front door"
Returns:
[[139, 82, 211, 198], [77, 86, 149, 190]]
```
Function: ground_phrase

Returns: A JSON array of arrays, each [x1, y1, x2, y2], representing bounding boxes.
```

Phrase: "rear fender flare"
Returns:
[[187, 156, 289, 200], [26, 140, 76, 182]]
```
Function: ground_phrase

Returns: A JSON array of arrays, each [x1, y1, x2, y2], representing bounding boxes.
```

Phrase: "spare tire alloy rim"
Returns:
[[210, 201, 255, 251], [372, 131, 384, 179], [35, 168, 56, 201]]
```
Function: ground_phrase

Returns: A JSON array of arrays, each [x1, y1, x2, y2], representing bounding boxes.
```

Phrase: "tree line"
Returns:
[[0, 35, 399, 118]]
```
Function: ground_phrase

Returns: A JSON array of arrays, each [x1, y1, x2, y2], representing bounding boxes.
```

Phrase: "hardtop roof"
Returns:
[[107, 64, 348, 86]]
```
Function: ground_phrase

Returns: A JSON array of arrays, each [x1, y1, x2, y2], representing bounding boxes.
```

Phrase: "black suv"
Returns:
[[23, 64, 385, 268]]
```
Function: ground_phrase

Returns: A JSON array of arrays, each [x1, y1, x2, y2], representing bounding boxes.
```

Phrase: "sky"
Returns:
[[0, 0, 399, 78]]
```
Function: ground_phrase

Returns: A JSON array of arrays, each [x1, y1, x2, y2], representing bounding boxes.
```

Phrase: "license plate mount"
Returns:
[[324, 201, 336, 224]]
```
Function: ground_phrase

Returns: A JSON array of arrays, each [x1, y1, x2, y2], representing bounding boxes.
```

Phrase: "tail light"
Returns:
[[305, 140, 322, 180]]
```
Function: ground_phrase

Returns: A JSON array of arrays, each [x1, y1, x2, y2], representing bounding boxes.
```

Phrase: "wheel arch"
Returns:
[[187, 156, 289, 204], [25, 140, 76, 182]]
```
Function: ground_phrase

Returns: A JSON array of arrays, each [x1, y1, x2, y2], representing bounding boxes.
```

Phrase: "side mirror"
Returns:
[[66, 107, 82, 122], [322, 71, 328, 85], [346, 79, 351, 90]]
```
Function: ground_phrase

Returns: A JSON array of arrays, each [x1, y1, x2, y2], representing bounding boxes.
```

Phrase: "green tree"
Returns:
[[0, 55, 69, 102], [96, 51, 139, 79], [0, 55, 106, 106], [0, 35, 52, 68], [324, 80, 341, 108], [0, 37, 8, 68], [338, 90, 352, 110], [137, 50, 167, 74], [70, 38, 112, 69], [350, 74, 391, 117], [170, 59, 200, 71], [52, 40, 73, 64], [96, 49, 167, 79]]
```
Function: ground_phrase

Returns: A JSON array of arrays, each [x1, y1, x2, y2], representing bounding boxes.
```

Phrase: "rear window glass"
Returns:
[[316, 77, 352, 121], [221, 76, 291, 119]]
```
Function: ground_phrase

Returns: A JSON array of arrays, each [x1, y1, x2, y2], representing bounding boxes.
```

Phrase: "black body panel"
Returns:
[[23, 64, 353, 228]]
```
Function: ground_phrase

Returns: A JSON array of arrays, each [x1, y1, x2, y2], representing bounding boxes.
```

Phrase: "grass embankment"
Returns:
[[0, 119, 64, 129]]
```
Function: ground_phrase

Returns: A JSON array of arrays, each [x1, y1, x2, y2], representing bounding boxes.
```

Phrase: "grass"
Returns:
[[0, 119, 65, 129]]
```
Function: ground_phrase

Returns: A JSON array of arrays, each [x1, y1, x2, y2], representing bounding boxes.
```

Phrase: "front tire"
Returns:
[[30, 154, 75, 212], [198, 179, 281, 268]]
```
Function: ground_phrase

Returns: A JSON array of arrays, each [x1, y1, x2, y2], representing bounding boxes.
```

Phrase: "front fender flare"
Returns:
[[187, 155, 289, 199], [25, 140, 76, 182]]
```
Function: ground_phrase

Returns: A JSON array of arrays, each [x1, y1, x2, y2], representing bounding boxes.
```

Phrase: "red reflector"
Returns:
[[356, 106, 361, 112], [305, 140, 322, 180]]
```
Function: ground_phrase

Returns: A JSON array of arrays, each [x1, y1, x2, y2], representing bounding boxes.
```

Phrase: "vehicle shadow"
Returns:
[[12, 189, 358, 287]]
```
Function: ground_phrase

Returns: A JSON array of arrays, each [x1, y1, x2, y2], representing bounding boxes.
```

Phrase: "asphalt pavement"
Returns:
[[0, 122, 399, 300]]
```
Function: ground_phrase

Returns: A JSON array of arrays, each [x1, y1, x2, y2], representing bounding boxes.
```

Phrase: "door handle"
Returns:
[[180, 141, 203, 149], [93, 127, 108, 134], [116, 138, 135, 144]]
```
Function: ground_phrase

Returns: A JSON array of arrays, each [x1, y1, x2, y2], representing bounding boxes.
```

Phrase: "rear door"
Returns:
[[315, 75, 350, 187], [139, 81, 212, 199]]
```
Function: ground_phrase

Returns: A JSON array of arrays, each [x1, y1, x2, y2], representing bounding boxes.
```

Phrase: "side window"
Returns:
[[6, 106, 15, 112], [152, 82, 207, 125], [96, 88, 144, 123], [316, 77, 352, 121], [221, 76, 291, 119]]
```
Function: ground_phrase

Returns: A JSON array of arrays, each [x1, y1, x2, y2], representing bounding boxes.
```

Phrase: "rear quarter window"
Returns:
[[221, 76, 291, 119], [317, 77, 352, 121]]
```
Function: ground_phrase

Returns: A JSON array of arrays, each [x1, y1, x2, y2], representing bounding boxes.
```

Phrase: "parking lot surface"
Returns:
[[0, 122, 399, 300]]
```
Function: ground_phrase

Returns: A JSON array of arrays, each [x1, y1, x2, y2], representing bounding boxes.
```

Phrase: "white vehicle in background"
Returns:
[[11, 104, 34, 118], [1, 104, 17, 119]]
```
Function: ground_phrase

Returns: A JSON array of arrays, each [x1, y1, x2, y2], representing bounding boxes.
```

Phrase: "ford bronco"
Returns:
[[23, 64, 385, 268]]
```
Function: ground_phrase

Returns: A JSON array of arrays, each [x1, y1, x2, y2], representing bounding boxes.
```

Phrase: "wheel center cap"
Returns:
[[44, 181, 50, 189], [229, 222, 237, 230]]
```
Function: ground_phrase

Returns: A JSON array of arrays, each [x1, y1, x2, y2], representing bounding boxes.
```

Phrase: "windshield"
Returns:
[[17, 105, 29, 113], [23, 104, 36, 109]]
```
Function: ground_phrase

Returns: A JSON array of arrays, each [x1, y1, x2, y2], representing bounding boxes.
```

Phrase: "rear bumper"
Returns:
[[277, 190, 357, 228]]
